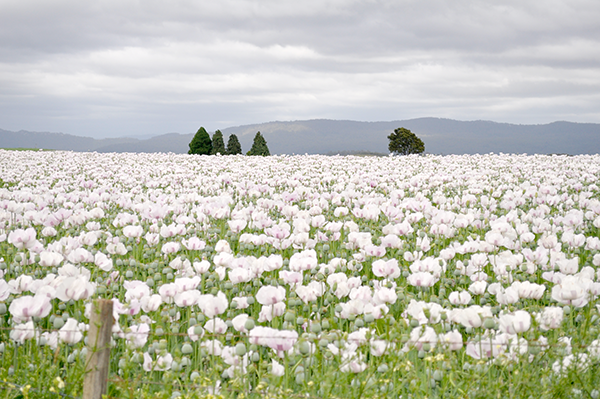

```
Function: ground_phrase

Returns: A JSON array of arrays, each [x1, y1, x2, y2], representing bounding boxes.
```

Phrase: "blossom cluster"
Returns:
[[1, 150, 600, 395]]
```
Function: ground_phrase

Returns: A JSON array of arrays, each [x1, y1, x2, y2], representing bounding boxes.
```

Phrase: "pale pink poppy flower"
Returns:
[[326, 272, 347, 287], [349, 286, 372, 302], [144, 232, 159, 246], [199, 291, 228, 318], [295, 285, 318, 303], [231, 296, 250, 309], [586, 237, 600, 251], [123, 225, 144, 238], [10, 321, 37, 344], [407, 272, 436, 287], [187, 325, 204, 342], [7, 227, 37, 250], [58, 318, 83, 344], [231, 314, 250, 333], [264, 254, 283, 271], [498, 310, 531, 334], [448, 291, 472, 305], [0, 279, 10, 301], [182, 237, 206, 251], [229, 268, 253, 284], [338, 299, 365, 319], [214, 266, 227, 280], [143, 352, 173, 372], [158, 283, 179, 303], [258, 302, 286, 322], [551, 275, 589, 307], [512, 281, 545, 299], [41, 226, 57, 237], [140, 294, 162, 312], [193, 260, 211, 274], [289, 250, 318, 272], [55, 276, 95, 302], [324, 222, 343, 234], [250, 326, 298, 355], [8, 275, 35, 294], [406, 325, 437, 351], [161, 242, 180, 254], [9, 293, 52, 322], [215, 239, 232, 254], [201, 339, 223, 356], [265, 224, 291, 240], [334, 207, 349, 217], [466, 333, 508, 360], [346, 232, 372, 250], [372, 259, 400, 279], [175, 290, 202, 307], [79, 231, 99, 246], [67, 248, 94, 264], [539, 234, 559, 249], [270, 360, 285, 377], [94, 252, 113, 271], [227, 219, 247, 233], [204, 317, 228, 334], [370, 340, 388, 357], [159, 224, 177, 238], [279, 270, 302, 285], [496, 287, 520, 305], [107, 242, 127, 255], [439, 330, 463, 351], [41, 331, 58, 350], [124, 280, 151, 302], [174, 276, 201, 292], [556, 256, 579, 275], [536, 307, 564, 330], [213, 252, 234, 268], [311, 215, 326, 228], [256, 285, 286, 306], [364, 244, 386, 257], [450, 307, 483, 328]]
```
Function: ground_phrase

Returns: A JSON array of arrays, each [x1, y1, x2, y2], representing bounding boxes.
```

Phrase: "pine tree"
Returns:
[[211, 130, 226, 155], [226, 134, 243, 155], [246, 131, 270, 156], [188, 127, 212, 155]]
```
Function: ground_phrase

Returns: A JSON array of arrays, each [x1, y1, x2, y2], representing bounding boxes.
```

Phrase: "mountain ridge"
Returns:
[[2, 118, 599, 155]]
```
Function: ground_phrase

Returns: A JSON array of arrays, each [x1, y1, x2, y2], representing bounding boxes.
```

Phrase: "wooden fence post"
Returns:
[[83, 299, 114, 399]]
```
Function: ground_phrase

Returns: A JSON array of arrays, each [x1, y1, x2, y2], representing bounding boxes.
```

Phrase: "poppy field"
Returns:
[[1, 150, 600, 398]]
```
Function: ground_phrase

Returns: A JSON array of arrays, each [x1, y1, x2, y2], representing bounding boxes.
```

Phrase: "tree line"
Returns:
[[189, 125, 425, 156], [188, 127, 270, 156]]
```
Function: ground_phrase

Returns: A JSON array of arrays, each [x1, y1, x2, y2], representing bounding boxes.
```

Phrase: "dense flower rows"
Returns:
[[1, 150, 600, 398]]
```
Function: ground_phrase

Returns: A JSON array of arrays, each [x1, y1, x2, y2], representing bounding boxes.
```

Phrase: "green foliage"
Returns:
[[226, 134, 242, 155], [188, 127, 212, 155], [388, 127, 425, 155], [246, 131, 270, 156], [210, 130, 226, 155]]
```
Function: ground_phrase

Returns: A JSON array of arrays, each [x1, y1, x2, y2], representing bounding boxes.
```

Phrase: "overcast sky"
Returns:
[[1, 0, 599, 138]]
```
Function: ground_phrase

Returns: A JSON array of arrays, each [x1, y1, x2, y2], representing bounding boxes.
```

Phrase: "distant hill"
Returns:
[[2, 118, 599, 155]]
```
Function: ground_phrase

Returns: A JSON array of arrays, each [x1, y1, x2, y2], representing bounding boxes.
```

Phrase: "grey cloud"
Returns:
[[1, 0, 600, 138]]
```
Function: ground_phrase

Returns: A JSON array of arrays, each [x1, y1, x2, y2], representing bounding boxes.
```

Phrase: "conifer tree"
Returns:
[[188, 127, 212, 155], [226, 134, 243, 155], [246, 131, 270, 156], [211, 130, 226, 155]]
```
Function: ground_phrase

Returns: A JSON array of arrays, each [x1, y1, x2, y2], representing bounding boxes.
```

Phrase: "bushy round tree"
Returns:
[[246, 131, 270, 156], [388, 127, 425, 155], [188, 127, 212, 155], [226, 134, 242, 155], [211, 130, 226, 155]]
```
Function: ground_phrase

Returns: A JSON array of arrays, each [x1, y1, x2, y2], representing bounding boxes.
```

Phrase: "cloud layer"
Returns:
[[1, 0, 599, 137]]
